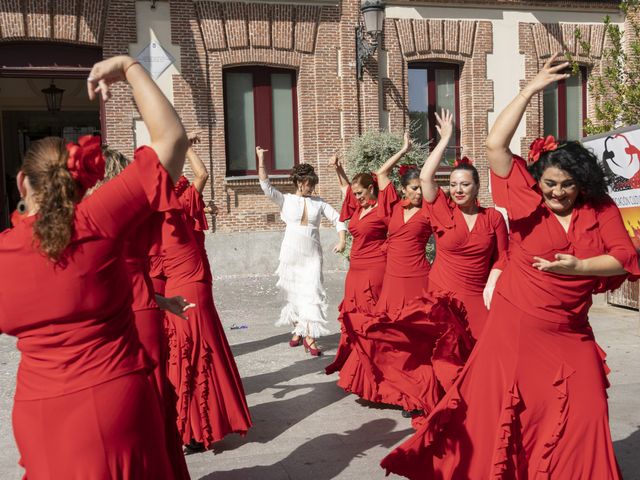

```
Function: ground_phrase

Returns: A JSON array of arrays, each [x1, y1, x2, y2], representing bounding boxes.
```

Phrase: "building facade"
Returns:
[[0, 0, 630, 273]]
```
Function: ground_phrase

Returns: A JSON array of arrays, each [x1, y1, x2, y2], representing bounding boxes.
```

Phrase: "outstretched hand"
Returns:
[[401, 132, 412, 154], [187, 131, 203, 146], [532, 253, 582, 275], [162, 296, 196, 320], [523, 53, 570, 96], [256, 146, 268, 159], [435, 109, 454, 143], [87, 55, 137, 102], [333, 239, 346, 254], [329, 154, 343, 170]]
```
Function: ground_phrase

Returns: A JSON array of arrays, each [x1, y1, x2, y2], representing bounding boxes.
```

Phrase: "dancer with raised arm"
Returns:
[[88, 148, 192, 479], [325, 138, 417, 403], [421, 110, 508, 338], [174, 131, 212, 278], [381, 54, 639, 480], [0, 55, 188, 479], [257, 146, 346, 356]]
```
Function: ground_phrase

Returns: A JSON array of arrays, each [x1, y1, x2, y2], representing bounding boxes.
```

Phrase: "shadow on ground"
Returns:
[[199, 418, 411, 480], [615, 427, 640, 479]]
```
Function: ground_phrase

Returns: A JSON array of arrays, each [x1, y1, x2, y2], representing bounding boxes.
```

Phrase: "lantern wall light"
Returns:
[[356, 0, 386, 80], [41, 81, 64, 113]]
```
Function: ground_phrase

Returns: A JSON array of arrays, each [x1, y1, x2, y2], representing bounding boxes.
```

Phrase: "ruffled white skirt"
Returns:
[[275, 225, 330, 338]]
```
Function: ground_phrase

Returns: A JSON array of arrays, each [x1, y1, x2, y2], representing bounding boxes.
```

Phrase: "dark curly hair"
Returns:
[[527, 141, 611, 206], [21, 137, 79, 261], [290, 163, 318, 188], [451, 163, 480, 186]]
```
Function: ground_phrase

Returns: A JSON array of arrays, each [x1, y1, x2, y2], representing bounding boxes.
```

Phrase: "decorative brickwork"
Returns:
[[0, 0, 108, 44], [178, 0, 347, 232]]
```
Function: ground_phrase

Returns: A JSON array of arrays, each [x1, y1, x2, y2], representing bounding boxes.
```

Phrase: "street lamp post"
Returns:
[[356, 0, 386, 80]]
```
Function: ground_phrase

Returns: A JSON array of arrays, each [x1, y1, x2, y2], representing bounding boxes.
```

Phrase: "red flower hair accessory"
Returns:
[[453, 156, 472, 168], [174, 175, 190, 197], [528, 135, 559, 164], [65, 135, 104, 192], [398, 164, 417, 176], [370, 172, 378, 184]]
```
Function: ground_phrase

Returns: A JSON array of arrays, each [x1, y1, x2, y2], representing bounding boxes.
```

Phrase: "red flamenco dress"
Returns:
[[381, 155, 640, 480], [346, 185, 474, 415], [0, 146, 177, 479], [151, 193, 251, 449], [124, 225, 190, 480], [426, 188, 509, 339], [325, 184, 389, 402]]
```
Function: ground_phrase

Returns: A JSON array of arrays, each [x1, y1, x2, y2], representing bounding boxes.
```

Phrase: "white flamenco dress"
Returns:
[[261, 178, 347, 338]]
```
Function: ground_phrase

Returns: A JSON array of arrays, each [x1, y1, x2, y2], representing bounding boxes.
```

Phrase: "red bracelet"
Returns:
[[124, 60, 141, 75]]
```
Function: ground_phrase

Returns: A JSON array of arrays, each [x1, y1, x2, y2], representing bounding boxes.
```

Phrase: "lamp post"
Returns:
[[41, 81, 64, 113], [356, 0, 385, 80]]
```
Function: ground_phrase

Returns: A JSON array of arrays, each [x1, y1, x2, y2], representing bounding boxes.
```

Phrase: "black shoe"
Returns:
[[184, 439, 206, 455], [401, 409, 424, 418]]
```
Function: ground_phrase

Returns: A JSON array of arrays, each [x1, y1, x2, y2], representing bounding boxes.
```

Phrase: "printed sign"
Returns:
[[583, 125, 640, 251], [136, 41, 175, 80]]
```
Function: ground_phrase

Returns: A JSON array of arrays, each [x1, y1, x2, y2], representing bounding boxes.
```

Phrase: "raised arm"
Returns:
[[486, 53, 569, 177], [87, 55, 188, 182], [329, 155, 350, 196], [186, 132, 209, 194], [257, 146, 269, 181], [376, 132, 411, 191], [257, 146, 284, 207], [421, 109, 453, 203]]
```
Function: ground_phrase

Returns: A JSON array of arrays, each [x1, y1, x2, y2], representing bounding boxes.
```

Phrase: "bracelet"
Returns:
[[124, 60, 141, 76]]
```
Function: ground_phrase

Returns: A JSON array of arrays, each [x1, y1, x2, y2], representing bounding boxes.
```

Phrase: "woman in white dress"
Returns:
[[257, 146, 347, 356]]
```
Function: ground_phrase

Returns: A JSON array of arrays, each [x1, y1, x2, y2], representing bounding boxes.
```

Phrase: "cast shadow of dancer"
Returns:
[[230, 333, 341, 358], [212, 377, 345, 453], [199, 418, 412, 480], [614, 427, 640, 478]]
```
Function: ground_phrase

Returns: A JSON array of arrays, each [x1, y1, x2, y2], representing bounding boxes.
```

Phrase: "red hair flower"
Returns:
[[453, 156, 472, 168], [398, 164, 417, 176], [528, 135, 558, 164], [370, 172, 378, 184], [174, 175, 190, 197], [66, 135, 105, 192]]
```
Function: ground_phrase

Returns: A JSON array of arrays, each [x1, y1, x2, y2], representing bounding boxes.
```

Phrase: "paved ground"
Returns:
[[1, 271, 639, 479]]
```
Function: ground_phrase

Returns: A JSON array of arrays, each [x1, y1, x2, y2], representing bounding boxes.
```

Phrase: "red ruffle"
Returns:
[[133, 146, 181, 213], [491, 155, 541, 221]]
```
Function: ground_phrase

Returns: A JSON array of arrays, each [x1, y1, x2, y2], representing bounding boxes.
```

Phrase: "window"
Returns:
[[408, 63, 460, 165], [223, 67, 299, 176], [543, 66, 587, 140]]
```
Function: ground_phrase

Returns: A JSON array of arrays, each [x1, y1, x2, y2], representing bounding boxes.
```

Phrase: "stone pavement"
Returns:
[[0, 271, 639, 479]]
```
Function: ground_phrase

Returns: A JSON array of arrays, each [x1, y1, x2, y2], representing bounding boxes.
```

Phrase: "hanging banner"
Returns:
[[583, 125, 640, 251]]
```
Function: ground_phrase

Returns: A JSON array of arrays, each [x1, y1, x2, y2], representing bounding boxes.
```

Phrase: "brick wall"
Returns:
[[173, 0, 348, 232]]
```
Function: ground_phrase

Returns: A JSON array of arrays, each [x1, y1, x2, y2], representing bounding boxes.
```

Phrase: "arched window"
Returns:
[[223, 66, 299, 176]]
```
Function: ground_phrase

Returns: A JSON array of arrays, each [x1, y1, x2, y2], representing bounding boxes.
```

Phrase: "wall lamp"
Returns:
[[356, 0, 385, 80]]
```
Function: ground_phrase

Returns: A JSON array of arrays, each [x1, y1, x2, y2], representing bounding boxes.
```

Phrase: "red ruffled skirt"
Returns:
[[133, 309, 190, 480], [325, 259, 386, 402], [13, 372, 174, 480], [164, 280, 252, 448], [344, 292, 472, 413], [381, 292, 620, 479], [376, 272, 429, 319], [428, 279, 489, 340]]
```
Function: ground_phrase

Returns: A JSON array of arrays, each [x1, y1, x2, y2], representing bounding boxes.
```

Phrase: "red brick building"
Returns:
[[0, 0, 629, 272]]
